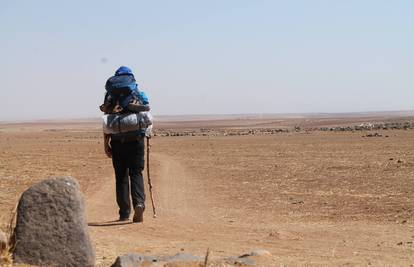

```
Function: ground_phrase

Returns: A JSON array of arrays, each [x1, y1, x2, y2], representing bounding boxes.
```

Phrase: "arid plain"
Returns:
[[0, 114, 413, 266]]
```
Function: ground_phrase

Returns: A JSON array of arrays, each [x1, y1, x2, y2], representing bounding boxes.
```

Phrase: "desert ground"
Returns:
[[0, 114, 413, 266]]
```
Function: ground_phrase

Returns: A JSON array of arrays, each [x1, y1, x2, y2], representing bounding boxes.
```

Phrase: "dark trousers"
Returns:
[[111, 138, 145, 218]]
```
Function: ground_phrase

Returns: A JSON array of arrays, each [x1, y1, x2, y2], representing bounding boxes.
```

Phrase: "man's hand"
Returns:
[[104, 145, 112, 158], [103, 133, 112, 158]]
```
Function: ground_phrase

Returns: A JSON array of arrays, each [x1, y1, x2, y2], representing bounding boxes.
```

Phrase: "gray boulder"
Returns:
[[13, 176, 95, 267]]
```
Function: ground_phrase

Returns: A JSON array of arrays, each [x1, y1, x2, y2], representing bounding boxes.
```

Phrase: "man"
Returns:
[[103, 66, 150, 223]]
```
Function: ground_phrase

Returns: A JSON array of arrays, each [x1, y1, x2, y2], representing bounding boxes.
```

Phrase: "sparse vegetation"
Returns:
[[0, 208, 16, 266]]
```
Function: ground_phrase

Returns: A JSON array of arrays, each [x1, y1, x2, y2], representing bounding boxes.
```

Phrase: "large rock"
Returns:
[[13, 176, 95, 267]]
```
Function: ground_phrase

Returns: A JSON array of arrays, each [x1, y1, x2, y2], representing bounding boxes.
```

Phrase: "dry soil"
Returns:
[[0, 116, 413, 266]]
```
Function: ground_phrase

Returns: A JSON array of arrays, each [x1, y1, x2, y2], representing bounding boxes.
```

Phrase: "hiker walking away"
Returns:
[[102, 66, 151, 223]]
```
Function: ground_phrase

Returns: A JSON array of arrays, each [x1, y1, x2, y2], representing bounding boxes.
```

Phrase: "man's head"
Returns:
[[115, 66, 133, 76]]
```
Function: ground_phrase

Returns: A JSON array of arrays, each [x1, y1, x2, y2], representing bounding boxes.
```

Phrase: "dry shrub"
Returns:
[[0, 207, 17, 266], [0, 244, 12, 266]]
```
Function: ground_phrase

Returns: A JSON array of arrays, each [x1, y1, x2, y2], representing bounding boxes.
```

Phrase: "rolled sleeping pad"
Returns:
[[103, 112, 153, 135]]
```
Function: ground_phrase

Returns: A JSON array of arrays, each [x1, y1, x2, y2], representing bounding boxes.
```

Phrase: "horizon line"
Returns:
[[1, 109, 414, 124]]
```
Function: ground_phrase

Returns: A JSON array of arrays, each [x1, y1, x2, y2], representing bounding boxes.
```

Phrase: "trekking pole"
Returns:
[[146, 136, 157, 218]]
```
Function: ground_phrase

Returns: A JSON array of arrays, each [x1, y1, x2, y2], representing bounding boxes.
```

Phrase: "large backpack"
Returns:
[[103, 74, 139, 112]]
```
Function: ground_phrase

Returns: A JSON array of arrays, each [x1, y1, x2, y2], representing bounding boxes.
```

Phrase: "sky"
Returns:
[[1, 0, 413, 120]]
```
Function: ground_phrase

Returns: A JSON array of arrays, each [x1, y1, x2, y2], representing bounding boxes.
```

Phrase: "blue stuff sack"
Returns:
[[105, 74, 137, 96]]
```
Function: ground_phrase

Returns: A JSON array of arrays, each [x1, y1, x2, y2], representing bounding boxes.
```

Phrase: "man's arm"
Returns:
[[103, 133, 112, 158]]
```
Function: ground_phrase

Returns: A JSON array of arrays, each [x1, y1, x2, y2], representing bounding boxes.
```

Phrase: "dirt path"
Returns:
[[86, 153, 221, 266]]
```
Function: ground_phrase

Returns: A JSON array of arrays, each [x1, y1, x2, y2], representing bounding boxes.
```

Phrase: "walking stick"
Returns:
[[146, 136, 157, 218]]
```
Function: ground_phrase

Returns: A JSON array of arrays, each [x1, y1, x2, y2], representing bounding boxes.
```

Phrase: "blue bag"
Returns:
[[105, 74, 137, 96]]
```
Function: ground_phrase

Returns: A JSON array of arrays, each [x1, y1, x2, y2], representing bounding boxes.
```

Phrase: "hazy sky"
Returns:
[[1, 0, 413, 120]]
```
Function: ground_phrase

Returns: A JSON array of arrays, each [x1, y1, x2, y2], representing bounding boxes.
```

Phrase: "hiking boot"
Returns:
[[113, 104, 123, 113], [100, 103, 111, 113], [128, 102, 150, 112], [100, 103, 118, 114], [133, 205, 144, 223]]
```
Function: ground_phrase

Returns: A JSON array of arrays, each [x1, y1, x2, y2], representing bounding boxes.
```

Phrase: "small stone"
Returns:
[[240, 249, 272, 257], [226, 256, 255, 265], [249, 249, 272, 256]]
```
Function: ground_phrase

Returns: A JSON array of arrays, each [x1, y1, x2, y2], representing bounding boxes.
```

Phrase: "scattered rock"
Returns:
[[225, 250, 271, 266], [395, 241, 413, 247], [13, 176, 95, 267], [364, 132, 383, 138], [240, 249, 272, 257], [224, 256, 255, 266], [155, 121, 414, 137]]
